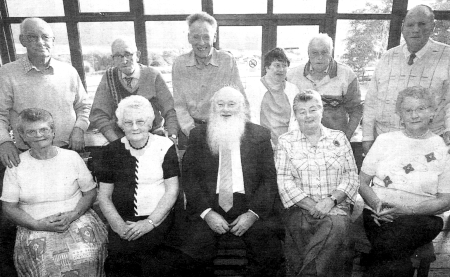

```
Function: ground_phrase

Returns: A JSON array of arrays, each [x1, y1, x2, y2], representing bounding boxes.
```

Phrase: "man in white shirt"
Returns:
[[363, 4, 450, 154], [181, 86, 282, 277]]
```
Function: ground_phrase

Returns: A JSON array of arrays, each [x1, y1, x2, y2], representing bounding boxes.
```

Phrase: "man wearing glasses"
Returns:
[[90, 37, 178, 143], [0, 17, 90, 168], [0, 17, 91, 277]]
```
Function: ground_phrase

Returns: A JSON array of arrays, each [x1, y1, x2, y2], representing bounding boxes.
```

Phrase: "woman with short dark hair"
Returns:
[[1, 108, 107, 277], [247, 47, 299, 146]]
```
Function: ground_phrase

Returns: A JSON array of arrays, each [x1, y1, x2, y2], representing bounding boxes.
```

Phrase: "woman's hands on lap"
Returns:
[[122, 220, 154, 241], [36, 211, 77, 232]]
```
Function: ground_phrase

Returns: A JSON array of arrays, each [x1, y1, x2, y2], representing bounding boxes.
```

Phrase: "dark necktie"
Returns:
[[407, 53, 416, 66], [219, 148, 233, 212], [124, 77, 133, 88]]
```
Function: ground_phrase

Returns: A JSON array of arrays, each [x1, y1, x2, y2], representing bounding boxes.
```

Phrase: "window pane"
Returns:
[[79, 22, 135, 100], [11, 23, 71, 63], [6, 0, 64, 16], [335, 19, 390, 99], [218, 26, 262, 88], [79, 0, 130, 12], [214, 0, 267, 14], [274, 0, 326, 14], [408, 0, 448, 10], [338, 0, 392, 13], [146, 21, 191, 91], [432, 20, 450, 45], [144, 0, 201, 15], [277, 25, 320, 68]]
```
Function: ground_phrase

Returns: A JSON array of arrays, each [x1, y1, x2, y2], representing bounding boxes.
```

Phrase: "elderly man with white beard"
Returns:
[[180, 86, 283, 277]]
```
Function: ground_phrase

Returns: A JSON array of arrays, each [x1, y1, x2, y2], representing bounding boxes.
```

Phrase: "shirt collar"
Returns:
[[186, 48, 219, 68], [402, 39, 431, 60], [297, 125, 330, 142], [121, 63, 141, 79], [304, 58, 338, 79], [21, 56, 54, 73]]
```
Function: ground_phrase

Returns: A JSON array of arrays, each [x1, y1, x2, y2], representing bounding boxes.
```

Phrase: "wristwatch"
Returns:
[[170, 134, 177, 140], [148, 218, 156, 228], [328, 195, 338, 206]]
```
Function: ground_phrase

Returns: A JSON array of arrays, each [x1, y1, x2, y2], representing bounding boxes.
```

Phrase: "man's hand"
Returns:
[[69, 127, 85, 151], [443, 131, 450, 146], [229, 211, 258, 237], [0, 141, 20, 168], [204, 210, 229, 234], [362, 140, 374, 155]]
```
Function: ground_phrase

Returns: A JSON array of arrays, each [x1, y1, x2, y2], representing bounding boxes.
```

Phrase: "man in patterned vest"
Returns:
[[363, 4, 450, 154], [90, 37, 178, 143]]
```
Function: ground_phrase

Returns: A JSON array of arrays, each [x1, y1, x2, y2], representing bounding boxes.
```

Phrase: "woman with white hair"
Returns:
[[287, 33, 363, 140], [97, 95, 179, 277]]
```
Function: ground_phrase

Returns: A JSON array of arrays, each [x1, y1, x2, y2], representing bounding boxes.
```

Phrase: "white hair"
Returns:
[[115, 95, 155, 128], [308, 33, 334, 53]]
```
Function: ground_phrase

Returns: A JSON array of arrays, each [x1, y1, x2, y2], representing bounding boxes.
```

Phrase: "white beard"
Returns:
[[207, 113, 246, 155]]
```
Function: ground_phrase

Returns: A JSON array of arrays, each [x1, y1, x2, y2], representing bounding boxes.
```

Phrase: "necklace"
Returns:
[[403, 129, 430, 139], [129, 136, 149, 150]]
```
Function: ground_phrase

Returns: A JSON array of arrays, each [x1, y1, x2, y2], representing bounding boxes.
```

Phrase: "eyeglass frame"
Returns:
[[122, 119, 149, 128], [112, 52, 137, 61], [24, 127, 53, 138], [22, 34, 55, 43]]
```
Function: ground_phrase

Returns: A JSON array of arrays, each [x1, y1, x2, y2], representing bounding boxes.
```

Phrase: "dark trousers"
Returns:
[[180, 193, 283, 277], [363, 209, 443, 277], [105, 211, 176, 277]]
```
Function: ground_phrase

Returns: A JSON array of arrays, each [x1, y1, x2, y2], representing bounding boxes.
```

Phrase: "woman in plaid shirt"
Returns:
[[275, 89, 359, 277]]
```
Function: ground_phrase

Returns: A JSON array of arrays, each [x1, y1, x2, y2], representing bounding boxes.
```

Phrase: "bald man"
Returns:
[[0, 17, 90, 167], [363, 5, 450, 154], [0, 17, 91, 276], [90, 38, 178, 143]]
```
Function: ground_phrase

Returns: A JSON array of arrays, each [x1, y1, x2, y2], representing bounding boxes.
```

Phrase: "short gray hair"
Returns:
[[293, 90, 323, 112], [20, 17, 51, 35], [186, 12, 217, 31], [395, 86, 436, 116], [308, 33, 334, 53], [116, 95, 155, 128], [17, 108, 54, 135]]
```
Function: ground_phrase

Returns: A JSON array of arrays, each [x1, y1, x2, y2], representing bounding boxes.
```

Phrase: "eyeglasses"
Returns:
[[112, 52, 135, 61], [123, 120, 147, 128], [25, 127, 52, 137], [271, 62, 288, 70], [402, 106, 430, 115], [23, 34, 54, 43]]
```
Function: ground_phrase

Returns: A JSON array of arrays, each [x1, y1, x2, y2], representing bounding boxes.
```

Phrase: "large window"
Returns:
[[79, 0, 130, 12], [338, 0, 393, 13], [146, 21, 191, 91], [6, 0, 64, 17], [214, 0, 267, 14], [218, 26, 262, 89], [79, 22, 135, 100], [143, 0, 201, 14], [273, 0, 326, 13], [277, 25, 320, 69]]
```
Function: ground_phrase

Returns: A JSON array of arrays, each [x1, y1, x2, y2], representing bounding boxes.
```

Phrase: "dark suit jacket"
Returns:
[[182, 122, 279, 220]]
